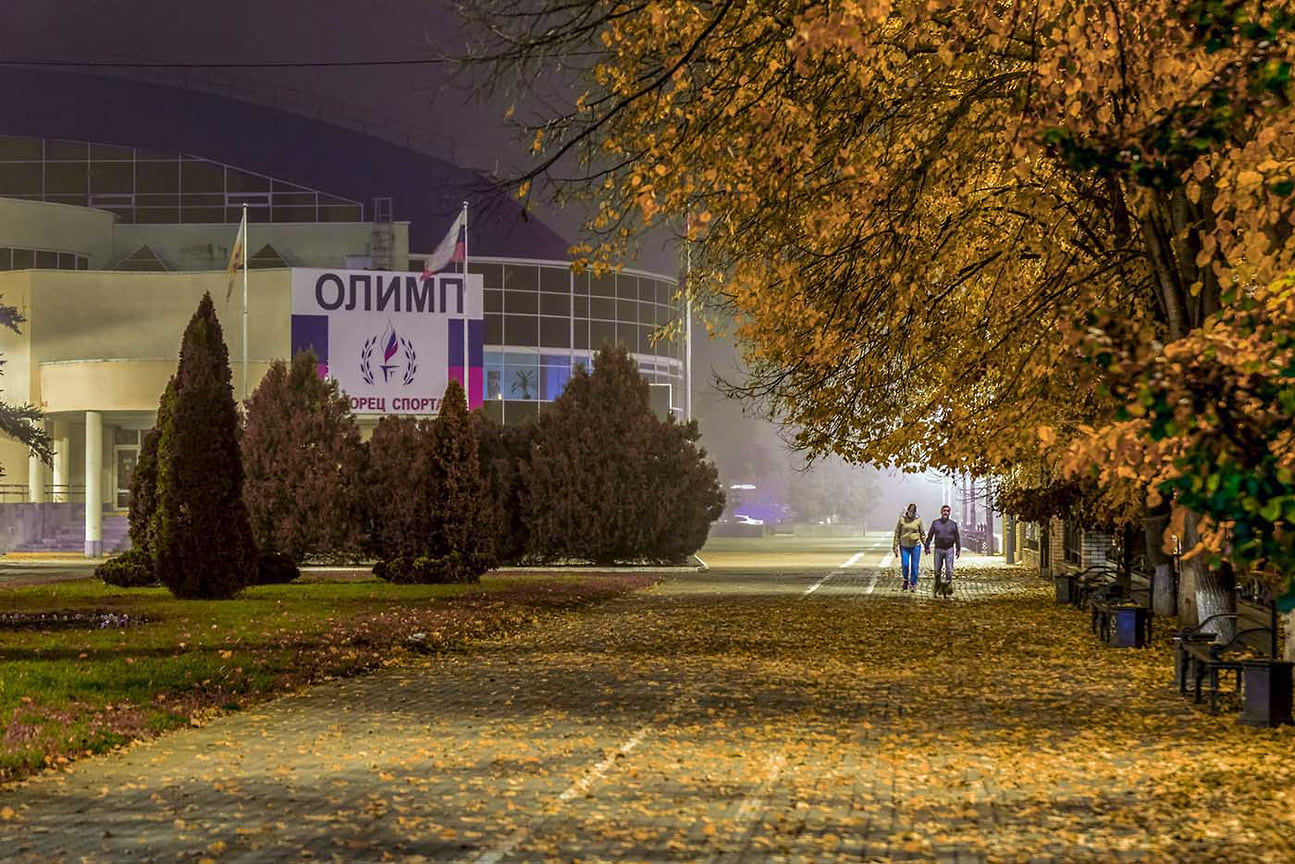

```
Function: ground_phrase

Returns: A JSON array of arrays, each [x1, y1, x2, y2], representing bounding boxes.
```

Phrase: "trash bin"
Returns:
[[1241, 660, 1294, 727]]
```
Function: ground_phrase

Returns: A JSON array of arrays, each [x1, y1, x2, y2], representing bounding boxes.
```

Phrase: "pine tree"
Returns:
[[366, 414, 433, 561], [242, 351, 366, 563], [426, 380, 498, 582], [153, 293, 258, 599], [472, 409, 533, 564], [523, 345, 723, 564]]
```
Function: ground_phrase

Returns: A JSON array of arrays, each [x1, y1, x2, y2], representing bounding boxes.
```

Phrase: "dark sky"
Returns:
[[2, 3, 883, 492]]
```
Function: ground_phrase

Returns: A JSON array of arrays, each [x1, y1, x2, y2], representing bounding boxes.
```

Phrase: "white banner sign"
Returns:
[[290, 268, 484, 415]]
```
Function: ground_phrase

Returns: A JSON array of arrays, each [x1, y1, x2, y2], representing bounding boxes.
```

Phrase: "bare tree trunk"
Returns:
[[1284, 610, 1294, 663], [1143, 511, 1176, 616], [1180, 510, 1236, 639]]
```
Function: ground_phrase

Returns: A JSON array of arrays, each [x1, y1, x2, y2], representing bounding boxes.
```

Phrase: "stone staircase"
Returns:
[[11, 514, 131, 554]]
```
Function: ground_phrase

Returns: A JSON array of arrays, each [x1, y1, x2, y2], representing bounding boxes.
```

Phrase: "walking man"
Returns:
[[925, 505, 961, 597]]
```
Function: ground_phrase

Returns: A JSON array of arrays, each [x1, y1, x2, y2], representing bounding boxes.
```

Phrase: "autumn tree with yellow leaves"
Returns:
[[467, 1, 1295, 623]]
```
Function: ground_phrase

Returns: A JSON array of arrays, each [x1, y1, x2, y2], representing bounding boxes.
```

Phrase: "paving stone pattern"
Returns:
[[1, 566, 1292, 863]]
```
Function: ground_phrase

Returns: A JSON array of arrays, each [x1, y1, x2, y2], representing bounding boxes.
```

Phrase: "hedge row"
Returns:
[[108, 295, 723, 597]]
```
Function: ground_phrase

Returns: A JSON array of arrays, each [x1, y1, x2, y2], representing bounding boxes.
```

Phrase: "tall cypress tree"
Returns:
[[153, 293, 257, 599], [426, 380, 497, 582]]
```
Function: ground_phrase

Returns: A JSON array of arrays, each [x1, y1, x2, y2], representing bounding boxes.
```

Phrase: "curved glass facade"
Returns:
[[467, 257, 684, 423], [0, 135, 363, 225]]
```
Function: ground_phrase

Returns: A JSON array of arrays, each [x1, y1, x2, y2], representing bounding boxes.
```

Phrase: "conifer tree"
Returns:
[[524, 345, 723, 564], [153, 293, 257, 599], [367, 414, 434, 561], [242, 350, 366, 563], [426, 380, 498, 581]]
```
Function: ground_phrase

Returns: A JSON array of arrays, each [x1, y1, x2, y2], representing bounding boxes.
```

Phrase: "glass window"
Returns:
[[91, 161, 133, 195], [504, 291, 538, 314], [57, 252, 77, 270], [573, 296, 588, 318], [504, 314, 538, 346], [617, 323, 639, 352], [225, 169, 270, 193], [0, 163, 42, 196], [539, 266, 569, 293], [45, 161, 87, 195], [181, 159, 225, 193], [272, 205, 316, 222], [485, 314, 503, 345], [590, 297, 616, 320], [484, 290, 502, 314], [574, 319, 589, 350], [617, 299, 637, 322], [90, 143, 134, 160], [639, 301, 657, 325], [76, 255, 88, 270], [136, 161, 179, 194], [12, 249, 33, 270], [539, 293, 569, 316], [591, 272, 616, 298], [469, 262, 502, 291], [617, 274, 638, 299], [45, 140, 87, 160], [503, 264, 537, 292], [0, 136, 42, 160], [504, 354, 540, 400], [317, 204, 362, 222], [540, 356, 571, 400], [539, 316, 570, 349], [113, 428, 141, 445], [484, 352, 504, 400], [639, 278, 659, 301], [572, 271, 589, 295], [0, 248, 10, 270], [35, 250, 57, 269], [590, 320, 616, 350]]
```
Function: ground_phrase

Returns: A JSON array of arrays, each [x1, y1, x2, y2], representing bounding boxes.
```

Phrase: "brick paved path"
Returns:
[[2, 565, 1293, 863]]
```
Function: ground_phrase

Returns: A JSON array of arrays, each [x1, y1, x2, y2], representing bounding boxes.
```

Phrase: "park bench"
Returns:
[[1085, 565, 1153, 647], [1181, 626, 1275, 713]]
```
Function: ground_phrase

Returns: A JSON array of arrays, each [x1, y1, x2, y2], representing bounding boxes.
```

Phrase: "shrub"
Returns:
[[255, 551, 300, 585], [95, 549, 158, 588], [127, 424, 162, 562], [366, 414, 433, 560], [242, 350, 366, 563], [152, 293, 258, 599], [523, 345, 724, 564]]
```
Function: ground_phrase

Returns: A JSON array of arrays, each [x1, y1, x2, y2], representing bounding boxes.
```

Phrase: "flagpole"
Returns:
[[461, 200, 469, 399], [241, 203, 249, 402], [685, 212, 692, 423]]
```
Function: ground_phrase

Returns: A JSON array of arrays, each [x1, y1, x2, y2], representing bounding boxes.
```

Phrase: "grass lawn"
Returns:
[[0, 571, 656, 783]]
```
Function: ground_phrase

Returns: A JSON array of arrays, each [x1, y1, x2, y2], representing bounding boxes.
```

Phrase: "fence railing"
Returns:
[[0, 484, 88, 503]]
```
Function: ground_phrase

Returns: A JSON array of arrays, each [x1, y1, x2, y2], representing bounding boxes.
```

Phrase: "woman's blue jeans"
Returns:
[[900, 544, 922, 587]]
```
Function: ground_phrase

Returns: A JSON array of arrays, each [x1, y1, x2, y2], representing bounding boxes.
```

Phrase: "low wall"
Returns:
[[0, 502, 84, 553], [791, 523, 867, 538]]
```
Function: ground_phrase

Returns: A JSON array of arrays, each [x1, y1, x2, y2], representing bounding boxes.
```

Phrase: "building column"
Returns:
[[28, 453, 46, 503], [52, 426, 70, 503], [85, 411, 102, 557]]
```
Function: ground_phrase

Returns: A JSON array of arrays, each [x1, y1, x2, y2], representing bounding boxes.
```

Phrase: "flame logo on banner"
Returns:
[[382, 322, 399, 364], [360, 322, 418, 387]]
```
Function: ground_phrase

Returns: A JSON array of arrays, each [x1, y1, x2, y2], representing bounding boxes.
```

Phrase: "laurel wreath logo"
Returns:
[[360, 337, 377, 385], [400, 337, 418, 385], [359, 335, 417, 386]]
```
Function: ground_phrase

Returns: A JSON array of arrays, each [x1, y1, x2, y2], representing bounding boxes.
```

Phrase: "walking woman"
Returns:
[[893, 503, 925, 593]]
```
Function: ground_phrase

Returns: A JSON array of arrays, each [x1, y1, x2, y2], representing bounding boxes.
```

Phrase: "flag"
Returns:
[[224, 209, 246, 303], [421, 211, 466, 276]]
